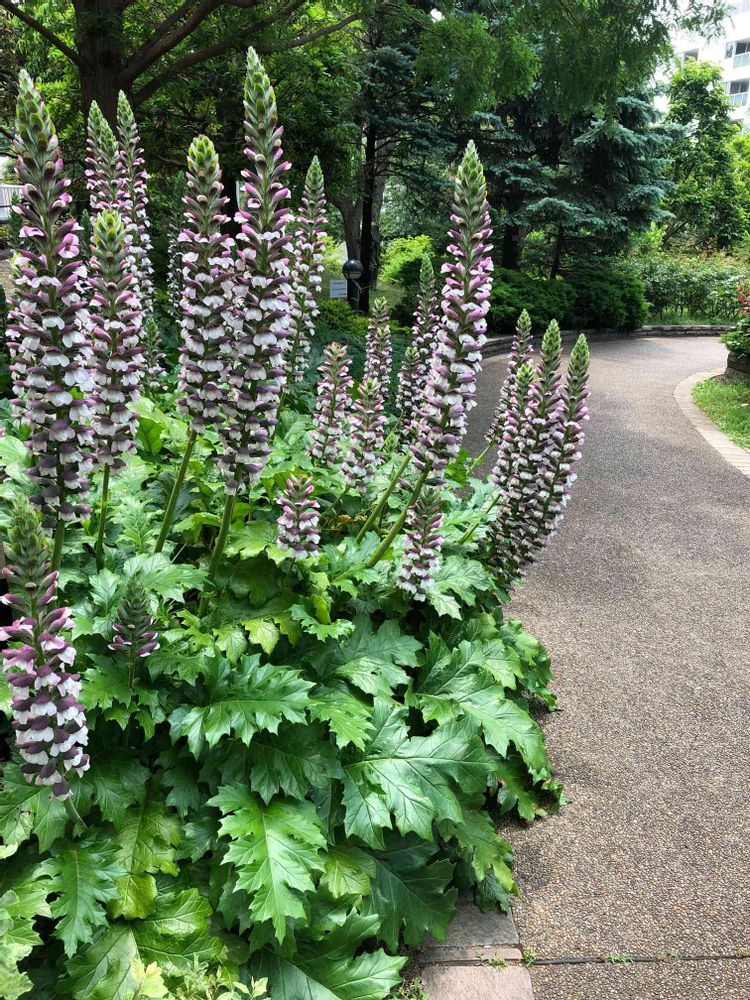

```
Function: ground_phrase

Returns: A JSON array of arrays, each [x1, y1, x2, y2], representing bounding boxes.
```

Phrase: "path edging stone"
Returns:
[[673, 368, 750, 480]]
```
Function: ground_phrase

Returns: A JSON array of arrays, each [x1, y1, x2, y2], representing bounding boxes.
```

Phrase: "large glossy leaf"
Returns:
[[250, 912, 404, 1000], [85, 751, 150, 829], [342, 700, 493, 848], [0, 762, 67, 854], [39, 832, 126, 956], [170, 657, 313, 756], [309, 687, 373, 750], [122, 553, 204, 602], [0, 866, 50, 1000], [209, 786, 326, 943], [66, 890, 223, 998], [109, 797, 181, 920], [318, 616, 422, 696], [362, 837, 457, 949], [244, 723, 342, 803]]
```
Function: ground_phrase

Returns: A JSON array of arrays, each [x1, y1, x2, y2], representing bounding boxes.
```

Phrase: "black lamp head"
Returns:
[[342, 259, 364, 280]]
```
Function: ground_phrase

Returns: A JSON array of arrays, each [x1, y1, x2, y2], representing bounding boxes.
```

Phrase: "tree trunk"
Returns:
[[501, 223, 523, 270], [330, 194, 361, 261], [550, 227, 565, 278], [359, 120, 377, 314], [75, 0, 127, 126]]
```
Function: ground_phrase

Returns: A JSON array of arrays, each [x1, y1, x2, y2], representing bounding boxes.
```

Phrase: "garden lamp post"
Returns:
[[343, 258, 364, 313]]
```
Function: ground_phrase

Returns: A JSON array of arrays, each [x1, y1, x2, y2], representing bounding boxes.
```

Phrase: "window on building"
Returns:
[[732, 40, 750, 67], [727, 79, 750, 106], [733, 0, 750, 13], [681, 49, 699, 63]]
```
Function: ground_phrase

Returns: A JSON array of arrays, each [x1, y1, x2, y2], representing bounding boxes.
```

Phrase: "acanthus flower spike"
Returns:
[[395, 345, 420, 437], [109, 574, 160, 661], [486, 309, 533, 445], [141, 317, 166, 397], [116, 92, 155, 313], [219, 47, 292, 495], [89, 209, 144, 470], [308, 342, 353, 466], [9, 71, 94, 550], [398, 488, 443, 601], [286, 156, 327, 381], [177, 134, 233, 434], [410, 141, 493, 484], [363, 297, 392, 400], [85, 103, 120, 214], [276, 474, 321, 560], [342, 378, 387, 491], [0, 500, 89, 798], [411, 254, 440, 395]]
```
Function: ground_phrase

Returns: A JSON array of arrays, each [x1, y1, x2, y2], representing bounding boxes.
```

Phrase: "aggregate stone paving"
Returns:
[[466, 337, 750, 998]]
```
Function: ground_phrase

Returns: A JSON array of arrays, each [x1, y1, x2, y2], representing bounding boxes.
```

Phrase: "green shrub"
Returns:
[[630, 253, 743, 322], [563, 262, 647, 330], [488, 269, 576, 334], [380, 235, 432, 285]]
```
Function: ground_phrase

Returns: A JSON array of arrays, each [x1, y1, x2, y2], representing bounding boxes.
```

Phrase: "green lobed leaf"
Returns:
[[122, 553, 204, 602], [170, 657, 313, 757], [109, 796, 181, 920], [0, 763, 67, 854], [242, 723, 343, 803], [39, 831, 127, 956], [85, 751, 150, 829], [208, 786, 326, 943], [309, 687, 374, 750], [362, 836, 457, 949]]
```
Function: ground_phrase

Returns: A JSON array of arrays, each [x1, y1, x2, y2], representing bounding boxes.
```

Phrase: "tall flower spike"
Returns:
[[116, 92, 154, 313], [286, 156, 326, 381], [308, 342, 353, 466], [141, 317, 166, 397], [177, 135, 233, 433], [0, 500, 89, 798], [395, 345, 420, 436], [9, 71, 94, 529], [411, 141, 493, 483], [276, 474, 321, 560], [342, 378, 387, 491], [363, 297, 392, 395], [219, 47, 292, 494], [398, 488, 443, 601], [486, 309, 533, 445], [109, 574, 160, 660], [89, 209, 143, 468], [489, 333, 589, 582], [411, 254, 440, 394], [490, 360, 536, 490], [85, 102, 120, 213]]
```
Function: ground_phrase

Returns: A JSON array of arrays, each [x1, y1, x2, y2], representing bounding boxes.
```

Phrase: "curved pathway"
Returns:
[[468, 337, 750, 999]]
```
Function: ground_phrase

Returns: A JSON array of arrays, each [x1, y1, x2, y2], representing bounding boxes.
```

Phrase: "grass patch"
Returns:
[[693, 376, 750, 450]]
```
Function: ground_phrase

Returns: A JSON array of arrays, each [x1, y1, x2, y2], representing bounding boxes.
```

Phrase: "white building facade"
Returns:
[[672, 2, 750, 126]]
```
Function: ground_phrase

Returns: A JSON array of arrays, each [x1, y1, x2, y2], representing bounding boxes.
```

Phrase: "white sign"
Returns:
[[329, 279, 348, 300]]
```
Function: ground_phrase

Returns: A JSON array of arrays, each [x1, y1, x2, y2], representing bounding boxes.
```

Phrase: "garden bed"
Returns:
[[692, 375, 750, 451]]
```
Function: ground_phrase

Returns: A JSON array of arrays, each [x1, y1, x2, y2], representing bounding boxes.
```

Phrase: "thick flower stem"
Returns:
[[94, 466, 110, 571], [459, 489, 504, 545], [355, 451, 411, 542], [367, 466, 430, 567], [51, 521, 65, 574], [64, 796, 86, 831], [470, 443, 492, 472], [198, 492, 236, 615], [155, 430, 197, 553]]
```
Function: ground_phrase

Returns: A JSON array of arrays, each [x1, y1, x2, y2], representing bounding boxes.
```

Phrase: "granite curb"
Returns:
[[673, 367, 750, 479]]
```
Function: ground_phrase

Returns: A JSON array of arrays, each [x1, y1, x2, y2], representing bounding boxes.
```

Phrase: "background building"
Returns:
[[671, 2, 750, 125]]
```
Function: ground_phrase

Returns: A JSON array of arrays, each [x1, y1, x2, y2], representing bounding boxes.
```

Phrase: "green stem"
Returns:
[[63, 796, 86, 831], [94, 466, 111, 571], [459, 489, 504, 545], [51, 521, 65, 574], [355, 451, 412, 542], [367, 467, 430, 567], [155, 429, 197, 553], [127, 649, 138, 691], [470, 442, 492, 472], [198, 492, 236, 615]]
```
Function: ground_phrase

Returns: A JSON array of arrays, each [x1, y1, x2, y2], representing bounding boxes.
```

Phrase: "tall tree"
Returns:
[[0, 0, 357, 125], [663, 60, 746, 249]]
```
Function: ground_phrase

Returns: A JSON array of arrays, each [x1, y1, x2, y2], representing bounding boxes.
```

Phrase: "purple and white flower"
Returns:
[[342, 379, 387, 491], [0, 501, 89, 798], [363, 297, 392, 399], [486, 308, 533, 445], [308, 342, 353, 466], [219, 47, 292, 493], [398, 488, 443, 600], [116, 92, 155, 313], [276, 474, 321, 560], [109, 574, 160, 659], [286, 156, 326, 381]]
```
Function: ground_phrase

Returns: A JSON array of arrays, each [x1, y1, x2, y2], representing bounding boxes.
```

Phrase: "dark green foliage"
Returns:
[[563, 262, 648, 330], [0, 284, 10, 398], [488, 269, 575, 334], [631, 252, 742, 322]]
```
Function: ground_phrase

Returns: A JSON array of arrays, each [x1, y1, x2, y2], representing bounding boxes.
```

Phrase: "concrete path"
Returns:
[[459, 337, 750, 999]]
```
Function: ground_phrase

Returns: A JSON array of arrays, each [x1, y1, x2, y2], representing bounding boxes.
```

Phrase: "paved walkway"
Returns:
[[461, 337, 750, 999]]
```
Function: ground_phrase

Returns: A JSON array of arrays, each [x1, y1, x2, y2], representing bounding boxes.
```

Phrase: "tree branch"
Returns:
[[133, 10, 358, 106], [0, 0, 81, 65]]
